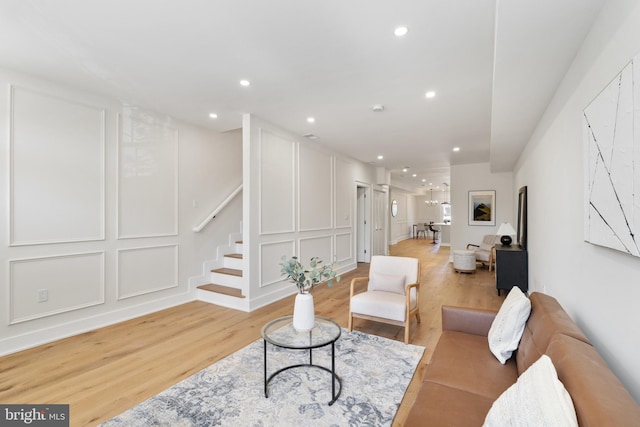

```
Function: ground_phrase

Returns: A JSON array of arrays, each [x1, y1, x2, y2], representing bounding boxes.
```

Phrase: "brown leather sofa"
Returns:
[[405, 292, 640, 426]]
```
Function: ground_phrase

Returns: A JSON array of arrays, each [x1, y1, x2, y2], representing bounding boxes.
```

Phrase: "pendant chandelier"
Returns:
[[441, 183, 450, 205], [425, 189, 439, 206]]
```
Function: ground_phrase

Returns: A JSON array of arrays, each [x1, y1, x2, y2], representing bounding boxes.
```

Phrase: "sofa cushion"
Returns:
[[367, 272, 405, 294], [404, 381, 494, 427], [442, 305, 497, 336], [483, 354, 578, 427], [488, 286, 531, 363], [475, 249, 492, 262], [547, 335, 640, 426], [424, 330, 518, 399], [350, 291, 415, 322], [516, 292, 590, 375]]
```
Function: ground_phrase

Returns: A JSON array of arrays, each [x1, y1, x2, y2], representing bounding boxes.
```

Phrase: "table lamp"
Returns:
[[496, 222, 517, 246]]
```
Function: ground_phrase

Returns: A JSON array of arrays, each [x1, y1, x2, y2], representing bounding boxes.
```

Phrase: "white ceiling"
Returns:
[[0, 0, 605, 193]]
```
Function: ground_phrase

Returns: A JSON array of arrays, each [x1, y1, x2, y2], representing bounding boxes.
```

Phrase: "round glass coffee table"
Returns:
[[262, 315, 342, 405]]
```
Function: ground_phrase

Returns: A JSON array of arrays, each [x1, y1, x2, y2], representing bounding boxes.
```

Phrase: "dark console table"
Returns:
[[495, 245, 528, 296]]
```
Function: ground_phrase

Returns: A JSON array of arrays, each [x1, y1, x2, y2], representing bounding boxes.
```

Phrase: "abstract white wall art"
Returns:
[[583, 52, 640, 256]]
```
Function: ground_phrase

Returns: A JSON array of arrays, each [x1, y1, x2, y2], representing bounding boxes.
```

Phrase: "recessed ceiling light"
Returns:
[[394, 26, 408, 37], [453, 147, 460, 152], [209, 113, 218, 119], [429, 182, 433, 186], [412, 174, 417, 177], [307, 117, 315, 123], [422, 179, 426, 182], [377, 155, 384, 160], [425, 91, 436, 99], [402, 167, 409, 172], [240, 79, 251, 87]]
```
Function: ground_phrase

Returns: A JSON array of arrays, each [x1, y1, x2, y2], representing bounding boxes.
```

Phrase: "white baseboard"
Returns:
[[0, 292, 195, 357]]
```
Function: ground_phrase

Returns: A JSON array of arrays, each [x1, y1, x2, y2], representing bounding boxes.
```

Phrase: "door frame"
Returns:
[[355, 182, 371, 263]]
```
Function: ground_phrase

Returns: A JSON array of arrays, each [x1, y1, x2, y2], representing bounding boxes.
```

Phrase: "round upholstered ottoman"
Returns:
[[453, 250, 476, 273]]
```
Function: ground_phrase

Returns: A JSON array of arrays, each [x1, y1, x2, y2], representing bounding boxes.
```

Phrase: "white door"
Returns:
[[373, 189, 387, 255], [356, 185, 371, 262]]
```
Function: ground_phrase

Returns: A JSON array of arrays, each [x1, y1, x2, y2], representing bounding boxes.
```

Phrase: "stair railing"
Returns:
[[193, 184, 243, 232]]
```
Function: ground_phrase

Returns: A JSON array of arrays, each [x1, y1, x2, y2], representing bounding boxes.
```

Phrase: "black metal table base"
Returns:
[[264, 341, 342, 406]]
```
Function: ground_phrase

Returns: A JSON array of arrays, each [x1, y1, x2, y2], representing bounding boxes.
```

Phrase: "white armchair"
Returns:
[[466, 234, 498, 271], [348, 255, 421, 344]]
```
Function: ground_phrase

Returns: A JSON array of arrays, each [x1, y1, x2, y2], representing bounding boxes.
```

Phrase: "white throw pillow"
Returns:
[[368, 272, 406, 295], [488, 286, 531, 364], [483, 355, 578, 427]]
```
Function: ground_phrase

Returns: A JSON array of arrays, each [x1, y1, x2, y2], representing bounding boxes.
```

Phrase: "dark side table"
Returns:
[[495, 245, 528, 296]]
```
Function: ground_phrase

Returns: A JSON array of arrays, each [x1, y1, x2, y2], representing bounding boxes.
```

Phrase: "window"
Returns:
[[442, 204, 451, 223]]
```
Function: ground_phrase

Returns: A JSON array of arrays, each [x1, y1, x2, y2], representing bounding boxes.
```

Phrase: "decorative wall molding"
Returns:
[[259, 239, 295, 288], [298, 144, 333, 232], [117, 110, 179, 239], [259, 128, 296, 235], [334, 157, 353, 228], [335, 232, 353, 263], [298, 235, 333, 266], [9, 85, 106, 246], [9, 252, 105, 324], [117, 244, 179, 300]]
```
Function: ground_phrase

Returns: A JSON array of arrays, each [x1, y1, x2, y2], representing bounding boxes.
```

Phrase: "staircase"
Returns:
[[193, 232, 249, 311]]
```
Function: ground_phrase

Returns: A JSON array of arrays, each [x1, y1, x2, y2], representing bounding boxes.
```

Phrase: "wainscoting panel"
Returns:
[[335, 158, 353, 228], [118, 111, 179, 238], [335, 232, 353, 263], [117, 245, 179, 300], [299, 235, 333, 267], [9, 86, 105, 245], [259, 129, 295, 235], [259, 240, 295, 287], [9, 252, 105, 324], [299, 145, 332, 231]]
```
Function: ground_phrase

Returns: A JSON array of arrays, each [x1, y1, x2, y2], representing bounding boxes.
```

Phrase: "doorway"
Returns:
[[356, 183, 371, 263], [373, 188, 388, 256]]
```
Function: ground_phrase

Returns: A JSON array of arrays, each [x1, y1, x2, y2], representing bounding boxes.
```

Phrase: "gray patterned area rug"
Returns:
[[101, 329, 425, 427]]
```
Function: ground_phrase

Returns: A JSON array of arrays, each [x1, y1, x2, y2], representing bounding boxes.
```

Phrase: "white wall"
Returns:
[[415, 191, 448, 224], [390, 188, 453, 245], [389, 188, 414, 244], [0, 68, 242, 355], [514, 0, 640, 400], [450, 163, 514, 256], [242, 114, 378, 310]]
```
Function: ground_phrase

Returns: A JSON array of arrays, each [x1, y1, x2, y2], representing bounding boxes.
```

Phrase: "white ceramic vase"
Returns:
[[292, 292, 315, 331]]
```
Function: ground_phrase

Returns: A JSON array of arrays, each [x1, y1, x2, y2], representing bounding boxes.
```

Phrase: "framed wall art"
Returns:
[[517, 186, 527, 250], [583, 51, 640, 257], [468, 190, 496, 226]]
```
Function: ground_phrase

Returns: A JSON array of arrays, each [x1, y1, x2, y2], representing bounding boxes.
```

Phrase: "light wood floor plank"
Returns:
[[0, 239, 503, 426]]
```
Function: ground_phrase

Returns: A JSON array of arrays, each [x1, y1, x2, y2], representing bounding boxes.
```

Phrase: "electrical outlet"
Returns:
[[37, 289, 48, 303]]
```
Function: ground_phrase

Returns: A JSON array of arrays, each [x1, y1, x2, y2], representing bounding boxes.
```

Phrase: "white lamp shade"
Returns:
[[496, 222, 516, 236]]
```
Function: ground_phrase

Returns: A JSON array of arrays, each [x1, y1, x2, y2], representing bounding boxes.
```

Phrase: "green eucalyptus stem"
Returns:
[[280, 255, 341, 294]]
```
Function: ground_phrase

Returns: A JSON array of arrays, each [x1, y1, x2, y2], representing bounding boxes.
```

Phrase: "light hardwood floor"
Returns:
[[0, 238, 504, 426]]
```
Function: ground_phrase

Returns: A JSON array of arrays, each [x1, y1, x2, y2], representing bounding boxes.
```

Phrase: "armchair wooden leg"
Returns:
[[415, 311, 421, 323], [348, 312, 353, 332], [404, 323, 410, 344]]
